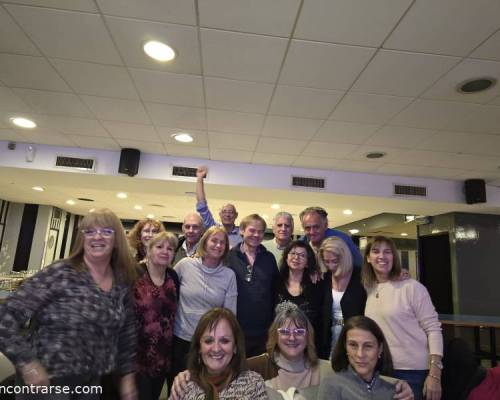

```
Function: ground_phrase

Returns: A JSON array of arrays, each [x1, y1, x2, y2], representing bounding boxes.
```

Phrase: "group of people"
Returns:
[[0, 166, 444, 400]]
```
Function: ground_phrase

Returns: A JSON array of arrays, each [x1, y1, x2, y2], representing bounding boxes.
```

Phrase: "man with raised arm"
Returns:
[[195, 166, 242, 248]]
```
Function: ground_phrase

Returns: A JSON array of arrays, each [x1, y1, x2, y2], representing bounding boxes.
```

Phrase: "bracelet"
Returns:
[[431, 359, 443, 370], [428, 373, 441, 382]]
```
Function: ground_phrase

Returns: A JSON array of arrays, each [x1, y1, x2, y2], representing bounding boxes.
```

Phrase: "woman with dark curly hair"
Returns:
[[128, 218, 165, 262]]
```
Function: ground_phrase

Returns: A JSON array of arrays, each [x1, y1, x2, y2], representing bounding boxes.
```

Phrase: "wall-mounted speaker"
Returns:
[[464, 179, 486, 204], [119, 148, 140, 177]]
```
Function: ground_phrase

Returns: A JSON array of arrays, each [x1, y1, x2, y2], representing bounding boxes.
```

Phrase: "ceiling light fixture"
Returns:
[[66, 199, 76, 205], [401, 232, 408, 237], [89, 208, 95, 213], [457, 77, 496, 94], [116, 192, 127, 199], [366, 152, 386, 159], [349, 229, 359, 235], [343, 209, 352, 215], [11, 117, 36, 129], [143, 40, 176, 62], [134, 205, 143, 210], [172, 133, 193, 143], [147, 213, 155, 219], [271, 204, 280, 210], [32, 186, 44, 191]]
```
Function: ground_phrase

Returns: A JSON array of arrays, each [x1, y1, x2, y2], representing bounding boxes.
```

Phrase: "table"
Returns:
[[439, 314, 500, 367]]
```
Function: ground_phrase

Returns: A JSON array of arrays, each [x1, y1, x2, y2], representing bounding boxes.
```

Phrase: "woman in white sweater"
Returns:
[[362, 236, 443, 400]]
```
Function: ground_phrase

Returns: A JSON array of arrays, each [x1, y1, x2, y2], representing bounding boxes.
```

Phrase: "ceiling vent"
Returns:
[[172, 166, 197, 177], [394, 184, 427, 197], [55, 155, 95, 171], [291, 176, 326, 189]]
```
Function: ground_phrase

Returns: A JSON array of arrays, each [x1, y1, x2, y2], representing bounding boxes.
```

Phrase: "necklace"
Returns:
[[375, 283, 382, 298]]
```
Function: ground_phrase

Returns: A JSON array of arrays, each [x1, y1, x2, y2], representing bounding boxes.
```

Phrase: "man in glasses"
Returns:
[[262, 211, 294, 264], [195, 166, 242, 248], [300, 206, 362, 269], [227, 214, 279, 357]]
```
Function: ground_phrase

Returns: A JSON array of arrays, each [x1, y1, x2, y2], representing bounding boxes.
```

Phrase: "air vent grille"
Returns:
[[172, 166, 197, 177], [292, 176, 325, 189], [55, 156, 95, 171], [394, 184, 427, 197]]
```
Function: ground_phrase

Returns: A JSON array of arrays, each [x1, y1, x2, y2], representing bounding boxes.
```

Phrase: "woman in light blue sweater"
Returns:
[[171, 226, 238, 381]]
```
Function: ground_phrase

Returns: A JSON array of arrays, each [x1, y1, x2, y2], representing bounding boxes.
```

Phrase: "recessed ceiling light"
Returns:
[[401, 232, 408, 237], [134, 205, 143, 210], [349, 229, 359, 235], [89, 208, 95, 213], [143, 40, 176, 62], [171, 133, 193, 143], [116, 192, 127, 199], [343, 209, 352, 215], [11, 117, 36, 129], [66, 199, 76, 205], [147, 213, 155, 219], [366, 152, 386, 159], [457, 77, 496, 94], [271, 204, 280, 210], [32, 186, 44, 192]]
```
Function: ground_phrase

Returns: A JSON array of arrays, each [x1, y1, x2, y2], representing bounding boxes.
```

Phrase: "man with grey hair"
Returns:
[[262, 211, 294, 264], [300, 206, 362, 269], [173, 212, 204, 265]]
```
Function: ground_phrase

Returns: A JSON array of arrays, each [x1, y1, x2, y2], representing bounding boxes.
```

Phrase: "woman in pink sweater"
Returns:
[[362, 236, 443, 400]]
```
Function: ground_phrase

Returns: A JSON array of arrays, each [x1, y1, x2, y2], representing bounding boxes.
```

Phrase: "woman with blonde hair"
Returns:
[[317, 237, 366, 359], [171, 226, 238, 382], [128, 218, 166, 262], [0, 208, 137, 399]]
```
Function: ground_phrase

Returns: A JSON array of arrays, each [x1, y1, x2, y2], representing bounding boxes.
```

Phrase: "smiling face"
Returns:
[[240, 221, 265, 250], [302, 212, 328, 247], [200, 318, 235, 375], [346, 328, 382, 382], [140, 223, 160, 248], [83, 225, 115, 264], [204, 231, 227, 262], [219, 204, 237, 226], [277, 319, 307, 362], [287, 246, 308, 272], [367, 241, 394, 282], [182, 214, 203, 247], [148, 239, 175, 268]]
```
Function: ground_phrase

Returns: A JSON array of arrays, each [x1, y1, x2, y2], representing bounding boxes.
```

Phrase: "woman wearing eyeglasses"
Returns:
[[275, 241, 323, 349], [171, 227, 238, 384], [128, 218, 166, 262], [0, 209, 138, 399]]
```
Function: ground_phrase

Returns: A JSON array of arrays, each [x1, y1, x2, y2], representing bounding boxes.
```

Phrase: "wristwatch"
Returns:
[[431, 359, 443, 370]]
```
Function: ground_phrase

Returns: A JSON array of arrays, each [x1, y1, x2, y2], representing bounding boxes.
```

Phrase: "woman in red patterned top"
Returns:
[[134, 231, 180, 400]]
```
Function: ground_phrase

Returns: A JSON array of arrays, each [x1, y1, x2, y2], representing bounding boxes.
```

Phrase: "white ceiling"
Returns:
[[1, 0, 500, 235]]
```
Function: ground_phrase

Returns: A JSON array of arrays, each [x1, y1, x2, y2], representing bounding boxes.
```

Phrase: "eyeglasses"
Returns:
[[289, 251, 307, 259], [82, 228, 115, 238], [244, 264, 253, 283], [277, 327, 307, 337]]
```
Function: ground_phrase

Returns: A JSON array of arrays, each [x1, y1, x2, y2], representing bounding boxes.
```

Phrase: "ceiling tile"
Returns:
[[210, 148, 253, 163], [352, 50, 459, 97], [81, 96, 150, 124], [204, 77, 273, 114], [261, 116, 323, 140], [490, 95, 500, 106], [207, 109, 263, 135], [314, 121, 379, 144], [251, 152, 295, 166], [0, 128, 25, 142], [269, 86, 343, 119], [384, 0, 500, 56], [69, 135, 120, 150], [146, 103, 207, 129], [335, 159, 384, 172], [12, 88, 92, 118], [97, 0, 196, 25], [6, 5, 122, 64], [389, 149, 445, 166], [295, 0, 412, 46], [43, 115, 108, 136], [331, 92, 413, 124], [0, 54, 71, 92], [445, 105, 500, 134], [279, 40, 376, 90], [256, 137, 308, 155], [0, 6, 39, 55], [101, 121, 161, 142], [201, 28, 288, 83], [199, 0, 299, 37], [2, 0, 98, 12], [364, 126, 436, 149], [114, 138, 166, 155], [293, 156, 339, 169], [156, 127, 208, 146], [422, 58, 500, 103], [20, 130, 78, 147], [389, 99, 480, 130], [433, 152, 500, 171], [471, 30, 500, 61], [375, 163, 426, 177], [345, 145, 406, 163], [208, 131, 259, 151], [418, 166, 468, 179], [129, 68, 204, 107], [0, 87, 31, 111], [165, 143, 209, 158], [416, 130, 485, 153], [302, 141, 357, 158], [106, 16, 201, 74], [467, 134, 500, 156], [51, 59, 139, 100]]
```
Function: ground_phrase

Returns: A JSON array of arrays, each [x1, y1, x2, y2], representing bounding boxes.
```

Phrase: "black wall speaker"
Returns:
[[119, 148, 140, 177], [464, 179, 486, 204]]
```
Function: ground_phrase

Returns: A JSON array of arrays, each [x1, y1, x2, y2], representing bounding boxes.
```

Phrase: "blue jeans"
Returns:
[[393, 369, 428, 400]]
